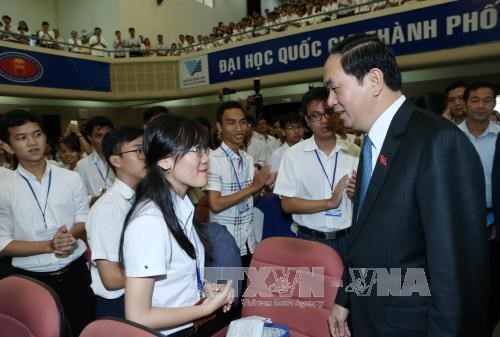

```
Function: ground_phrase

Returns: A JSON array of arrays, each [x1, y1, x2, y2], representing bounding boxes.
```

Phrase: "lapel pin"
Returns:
[[379, 154, 388, 167]]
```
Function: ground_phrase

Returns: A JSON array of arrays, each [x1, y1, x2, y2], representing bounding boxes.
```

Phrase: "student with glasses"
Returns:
[[274, 87, 359, 261], [86, 126, 146, 318], [120, 115, 233, 336]]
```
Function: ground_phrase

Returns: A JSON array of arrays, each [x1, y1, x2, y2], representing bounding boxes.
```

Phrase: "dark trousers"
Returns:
[[489, 239, 500, 335], [96, 295, 125, 319], [297, 230, 349, 262], [15, 256, 96, 337]]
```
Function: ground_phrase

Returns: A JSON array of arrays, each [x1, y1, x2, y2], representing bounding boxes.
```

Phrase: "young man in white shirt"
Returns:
[[0, 109, 95, 336], [270, 113, 304, 175], [68, 30, 83, 53], [75, 116, 115, 203], [274, 88, 359, 260], [38, 21, 55, 48], [88, 27, 108, 57], [206, 101, 271, 266], [87, 126, 146, 318]]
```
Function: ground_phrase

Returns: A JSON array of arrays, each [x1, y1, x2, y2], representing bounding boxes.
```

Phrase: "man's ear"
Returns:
[[216, 122, 222, 133], [109, 154, 121, 169], [367, 68, 384, 97], [2, 142, 14, 155]]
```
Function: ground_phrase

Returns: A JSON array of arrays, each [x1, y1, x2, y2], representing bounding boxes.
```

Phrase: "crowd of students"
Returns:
[[0, 0, 421, 57]]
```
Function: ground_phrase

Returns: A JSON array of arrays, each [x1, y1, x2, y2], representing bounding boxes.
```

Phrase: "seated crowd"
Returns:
[[0, 0, 422, 57]]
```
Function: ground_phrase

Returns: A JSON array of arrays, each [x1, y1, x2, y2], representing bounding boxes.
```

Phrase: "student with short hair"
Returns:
[[87, 126, 146, 318], [206, 101, 271, 266], [75, 116, 115, 202], [0, 109, 95, 336]]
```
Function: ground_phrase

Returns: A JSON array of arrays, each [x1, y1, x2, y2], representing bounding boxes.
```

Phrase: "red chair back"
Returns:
[[79, 318, 163, 337], [194, 193, 210, 223], [0, 275, 65, 337], [242, 237, 344, 337]]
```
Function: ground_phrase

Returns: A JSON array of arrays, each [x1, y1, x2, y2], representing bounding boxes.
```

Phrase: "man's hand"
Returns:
[[327, 175, 347, 209], [51, 225, 76, 256], [328, 304, 351, 337], [345, 171, 356, 200], [252, 164, 271, 191]]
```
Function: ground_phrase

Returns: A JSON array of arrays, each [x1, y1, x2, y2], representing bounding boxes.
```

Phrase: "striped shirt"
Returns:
[[206, 142, 256, 255]]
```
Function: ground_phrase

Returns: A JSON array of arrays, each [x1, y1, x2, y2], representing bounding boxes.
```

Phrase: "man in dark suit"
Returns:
[[324, 34, 489, 337]]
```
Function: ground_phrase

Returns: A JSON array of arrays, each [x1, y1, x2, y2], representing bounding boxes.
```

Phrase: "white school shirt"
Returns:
[[123, 195, 204, 336], [75, 151, 115, 197], [270, 143, 290, 173], [0, 161, 88, 272], [87, 178, 134, 299], [274, 136, 359, 232], [0, 167, 12, 180], [206, 142, 257, 255]]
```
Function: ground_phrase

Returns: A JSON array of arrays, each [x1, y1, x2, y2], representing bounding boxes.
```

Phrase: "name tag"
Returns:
[[325, 208, 342, 217], [238, 200, 251, 214], [35, 227, 58, 241]]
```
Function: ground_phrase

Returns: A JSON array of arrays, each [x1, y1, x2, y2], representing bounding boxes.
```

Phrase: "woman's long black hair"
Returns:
[[119, 114, 211, 264]]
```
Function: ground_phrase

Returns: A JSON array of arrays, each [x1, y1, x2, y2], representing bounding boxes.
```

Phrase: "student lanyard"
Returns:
[[94, 161, 110, 188], [191, 228, 204, 298], [221, 146, 244, 191], [19, 170, 52, 228], [314, 150, 339, 191]]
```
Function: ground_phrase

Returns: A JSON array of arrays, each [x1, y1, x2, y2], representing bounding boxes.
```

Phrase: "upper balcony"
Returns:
[[0, 0, 498, 101]]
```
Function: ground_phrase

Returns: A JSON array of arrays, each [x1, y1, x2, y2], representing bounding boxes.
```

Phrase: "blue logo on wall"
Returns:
[[185, 59, 202, 76]]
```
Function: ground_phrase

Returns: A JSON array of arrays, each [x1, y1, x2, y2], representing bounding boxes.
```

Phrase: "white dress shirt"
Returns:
[[270, 143, 290, 172], [123, 195, 204, 336], [274, 136, 359, 232], [367, 95, 406, 174], [75, 151, 115, 197], [0, 161, 88, 272], [87, 178, 134, 299]]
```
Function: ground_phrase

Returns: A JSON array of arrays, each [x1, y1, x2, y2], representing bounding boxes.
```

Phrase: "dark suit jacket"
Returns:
[[493, 133, 500, 232], [335, 99, 489, 337]]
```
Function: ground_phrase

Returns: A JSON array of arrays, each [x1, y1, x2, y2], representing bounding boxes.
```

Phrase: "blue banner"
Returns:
[[208, 0, 499, 84], [0, 46, 111, 92]]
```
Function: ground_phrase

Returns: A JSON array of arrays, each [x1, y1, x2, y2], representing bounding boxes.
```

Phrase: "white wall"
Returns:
[[261, 0, 281, 12], [55, 0, 120, 41], [0, 0, 57, 33], [118, 0, 247, 43]]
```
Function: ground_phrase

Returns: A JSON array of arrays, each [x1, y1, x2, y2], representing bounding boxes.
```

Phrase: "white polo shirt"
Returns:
[[123, 195, 204, 336], [0, 167, 12, 180], [75, 151, 115, 197], [274, 136, 359, 233], [87, 178, 134, 299], [206, 142, 257, 255], [0, 161, 88, 272]]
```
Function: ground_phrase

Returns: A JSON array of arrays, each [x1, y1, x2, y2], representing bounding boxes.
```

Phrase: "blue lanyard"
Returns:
[[314, 150, 339, 191], [221, 146, 243, 190], [19, 170, 52, 228], [94, 161, 109, 188], [191, 228, 204, 297]]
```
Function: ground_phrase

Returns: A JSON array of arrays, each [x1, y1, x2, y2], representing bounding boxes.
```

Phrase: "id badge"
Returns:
[[35, 227, 58, 241], [238, 200, 251, 214], [325, 208, 342, 217]]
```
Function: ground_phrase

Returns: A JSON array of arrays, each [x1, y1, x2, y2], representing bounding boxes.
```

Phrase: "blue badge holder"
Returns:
[[262, 323, 289, 337]]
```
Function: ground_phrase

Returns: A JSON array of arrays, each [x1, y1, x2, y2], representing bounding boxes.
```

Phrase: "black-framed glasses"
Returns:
[[307, 111, 335, 122], [184, 146, 210, 157], [116, 148, 145, 160]]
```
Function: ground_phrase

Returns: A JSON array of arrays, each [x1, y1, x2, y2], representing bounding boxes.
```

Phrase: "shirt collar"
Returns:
[[368, 95, 406, 151], [220, 141, 241, 158], [458, 120, 500, 138], [114, 178, 135, 202], [302, 135, 351, 154], [16, 159, 51, 182], [173, 192, 194, 230]]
